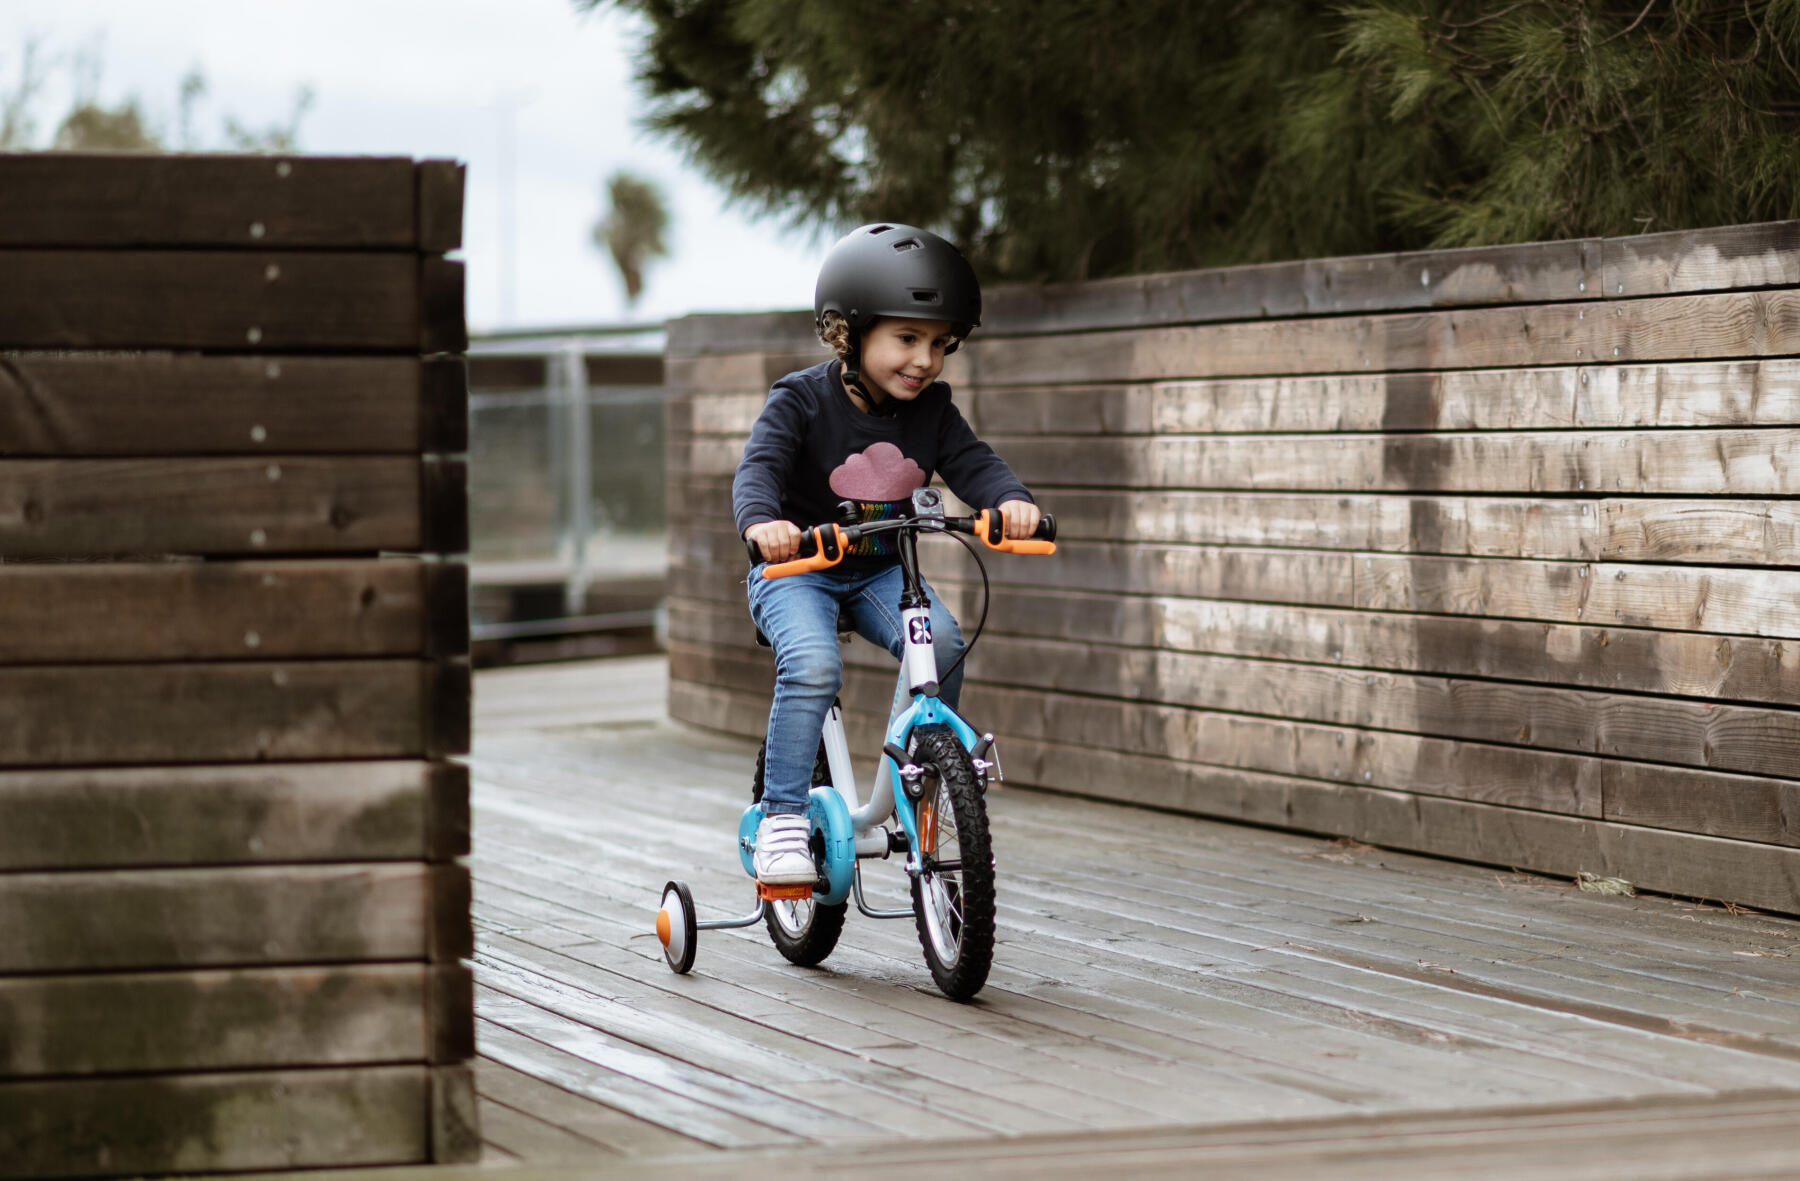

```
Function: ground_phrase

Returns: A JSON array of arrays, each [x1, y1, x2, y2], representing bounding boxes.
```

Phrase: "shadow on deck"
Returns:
[[443, 656, 1800, 1178]]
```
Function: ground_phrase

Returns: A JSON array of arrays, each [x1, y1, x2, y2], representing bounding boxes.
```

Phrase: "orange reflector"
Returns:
[[655, 909, 672, 946], [758, 882, 813, 901]]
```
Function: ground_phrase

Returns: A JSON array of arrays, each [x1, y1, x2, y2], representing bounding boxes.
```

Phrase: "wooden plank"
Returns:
[[0, 354, 459, 457], [421, 357, 470, 452], [973, 682, 1800, 847], [669, 636, 1800, 781], [979, 224, 1800, 337], [959, 358, 1800, 436], [476, 1018, 805, 1150], [420, 255, 468, 354], [433, 861, 476, 963], [0, 250, 423, 351], [951, 539, 1800, 643], [666, 390, 768, 435], [0, 863, 449, 971], [0, 760, 467, 869], [586, 353, 665, 387], [956, 636, 1800, 781], [1356, 552, 1800, 641], [0, 1066, 432, 1175], [0, 559, 464, 662], [415, 159, 466, 254], [963, 290, 1800, 385], [664, 349, 830, 396], [0, 659, 457, 765], [431, 963, 477, 1064], [572, 1093, 1800, 1179], [982, 239, 1600, 335], [997, 739, 1800, 915], [978, 683, 1599, 817], [915, 586, 1800, 706], [1606, 221, 1800, 298], [985, 429, 1800, 497], [683, 522, 1800, 643], [0, 154, 419, 248], [0, 456, 427, 558], [675, 476, 1607, 561], [0, 964, 448, 1076], [475, 1058, 710, 1157], [431, 1063, 481, 1163], [664, 310, 818, 358], [420, 455, 470, 555], [669, 675, 1800, 850], [1035, 489, 1800, 567], [476, 1097, 621, 1161]]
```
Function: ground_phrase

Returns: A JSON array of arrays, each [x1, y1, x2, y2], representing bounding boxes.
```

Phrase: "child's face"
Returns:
[[857, 317, 956, 403]]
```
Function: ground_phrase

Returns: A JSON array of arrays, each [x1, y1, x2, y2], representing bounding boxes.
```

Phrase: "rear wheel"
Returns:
[[753, 738, 847, 966], [907, 725, 995, 1001]]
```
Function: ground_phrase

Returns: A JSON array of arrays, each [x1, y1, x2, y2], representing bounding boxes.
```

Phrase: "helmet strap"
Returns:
[[841, 338, 898, 416]]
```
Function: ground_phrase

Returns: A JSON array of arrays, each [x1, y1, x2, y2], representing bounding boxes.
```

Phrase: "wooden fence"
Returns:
[[0, 154, 475, 1175], [666, 221, 1800, 917]]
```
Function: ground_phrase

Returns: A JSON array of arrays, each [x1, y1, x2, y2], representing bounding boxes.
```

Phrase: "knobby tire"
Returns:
[[907, 724, 996, 1001]]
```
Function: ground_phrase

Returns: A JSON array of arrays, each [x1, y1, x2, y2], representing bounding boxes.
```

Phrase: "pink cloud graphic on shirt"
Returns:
[[829, 442, 926, 500]]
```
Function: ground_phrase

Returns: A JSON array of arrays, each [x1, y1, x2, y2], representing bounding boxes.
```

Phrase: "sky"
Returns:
[[5, 0, 834, 333]]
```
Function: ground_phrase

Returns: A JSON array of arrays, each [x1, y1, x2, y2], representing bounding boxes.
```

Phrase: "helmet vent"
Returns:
[[911, 289, 940, 304], [867, 224, 893, 234], [892, 237, 923, 252]]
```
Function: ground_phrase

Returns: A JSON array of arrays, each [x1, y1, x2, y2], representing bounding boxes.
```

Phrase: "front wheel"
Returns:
[[907, 725, 996, 1001]]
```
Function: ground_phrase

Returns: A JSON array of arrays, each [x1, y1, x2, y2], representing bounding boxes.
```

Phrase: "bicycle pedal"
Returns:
[[758, 882, 813, 901]]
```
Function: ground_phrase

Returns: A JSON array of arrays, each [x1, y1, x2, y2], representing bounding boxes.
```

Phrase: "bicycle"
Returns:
[[655, 487, 1055, 1001]]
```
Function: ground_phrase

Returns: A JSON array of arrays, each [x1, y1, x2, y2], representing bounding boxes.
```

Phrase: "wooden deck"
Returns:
[[438, 655, 1800, 1177]]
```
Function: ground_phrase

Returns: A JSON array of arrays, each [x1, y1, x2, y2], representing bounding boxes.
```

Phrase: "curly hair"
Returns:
[[817, 310, 853, 359]]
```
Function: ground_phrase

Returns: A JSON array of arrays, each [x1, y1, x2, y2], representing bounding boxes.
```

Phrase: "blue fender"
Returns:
[[736, 790, 855, 906]]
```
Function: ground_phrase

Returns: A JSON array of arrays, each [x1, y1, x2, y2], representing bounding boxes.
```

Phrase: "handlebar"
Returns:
[[747, 510, 1056, 578]]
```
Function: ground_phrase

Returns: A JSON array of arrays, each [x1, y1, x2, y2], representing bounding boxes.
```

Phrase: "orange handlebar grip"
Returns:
[[973, 510, 1057, 556], [762, 524, 849, 578]]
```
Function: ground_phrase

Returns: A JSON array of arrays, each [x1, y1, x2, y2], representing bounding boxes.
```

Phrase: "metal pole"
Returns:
[[560, 342, 592, 618]]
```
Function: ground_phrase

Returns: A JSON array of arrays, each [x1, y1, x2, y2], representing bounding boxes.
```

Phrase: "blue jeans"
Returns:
[[747, 563, 965, 814]]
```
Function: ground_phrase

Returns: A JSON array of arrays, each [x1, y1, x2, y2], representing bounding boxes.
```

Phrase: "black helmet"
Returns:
[[814, 223, 982, 352]]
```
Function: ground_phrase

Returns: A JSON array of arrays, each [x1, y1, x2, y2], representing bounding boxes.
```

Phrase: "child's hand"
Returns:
[[745, 519, 804, 563], [997, 499, 1041, 540]]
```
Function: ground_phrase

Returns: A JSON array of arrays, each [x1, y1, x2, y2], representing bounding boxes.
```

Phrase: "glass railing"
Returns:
[[468, 331, 667, 647]]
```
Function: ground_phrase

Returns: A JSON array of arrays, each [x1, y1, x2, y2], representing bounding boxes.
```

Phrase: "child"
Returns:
[[733, 223, 1042, 885]]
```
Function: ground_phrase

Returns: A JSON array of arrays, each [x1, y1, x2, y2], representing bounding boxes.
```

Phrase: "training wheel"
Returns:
[[656, 880, 697, 974]]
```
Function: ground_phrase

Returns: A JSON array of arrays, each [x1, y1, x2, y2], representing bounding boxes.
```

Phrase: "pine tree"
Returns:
[[586, 0, 1800, 280]]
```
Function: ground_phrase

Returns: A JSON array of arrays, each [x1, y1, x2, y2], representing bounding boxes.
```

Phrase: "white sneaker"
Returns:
[[754, 813, 815, 885]]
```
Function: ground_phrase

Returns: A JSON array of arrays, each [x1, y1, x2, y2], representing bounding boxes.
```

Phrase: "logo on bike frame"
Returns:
[[907, 617, 932, 646]]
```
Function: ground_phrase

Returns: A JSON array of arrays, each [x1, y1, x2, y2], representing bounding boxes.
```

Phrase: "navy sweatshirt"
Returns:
[[732, 359, 1033, 569]]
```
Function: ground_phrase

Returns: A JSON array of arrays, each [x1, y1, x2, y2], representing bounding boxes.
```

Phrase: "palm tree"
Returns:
[[592, 170, 670, 309]]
